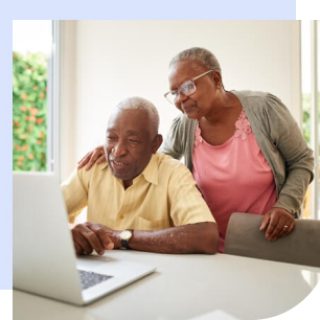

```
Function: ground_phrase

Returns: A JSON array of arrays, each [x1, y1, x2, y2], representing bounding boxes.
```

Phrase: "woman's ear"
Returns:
[[212, 70, 223, 89], [151, 134, 163, 153]]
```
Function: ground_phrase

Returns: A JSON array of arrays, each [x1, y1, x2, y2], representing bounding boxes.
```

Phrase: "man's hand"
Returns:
[[71, 222, 117, 255], [260, 207, 295, 241], [77, 146, 106, 170]]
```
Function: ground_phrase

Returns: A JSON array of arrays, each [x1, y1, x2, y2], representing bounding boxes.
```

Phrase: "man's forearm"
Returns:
[[125, 222, 218, 254]]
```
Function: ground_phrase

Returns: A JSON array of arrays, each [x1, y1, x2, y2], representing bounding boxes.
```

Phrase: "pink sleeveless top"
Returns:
[[192, 111, 277, 252]]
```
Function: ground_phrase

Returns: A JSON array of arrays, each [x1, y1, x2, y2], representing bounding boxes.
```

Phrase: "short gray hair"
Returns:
[[169, 47, 221, 73], [115, 96, 160, 134]]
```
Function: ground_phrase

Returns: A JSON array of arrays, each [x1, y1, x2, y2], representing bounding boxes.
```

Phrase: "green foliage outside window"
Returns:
[[13, 52, 48, 171], [302, 93, 311, 145], [302, 93, 320, 146]]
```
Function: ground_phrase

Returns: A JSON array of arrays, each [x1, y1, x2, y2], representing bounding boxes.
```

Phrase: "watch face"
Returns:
[[120, 230, 133, 250], [120, 230, 132, 241]]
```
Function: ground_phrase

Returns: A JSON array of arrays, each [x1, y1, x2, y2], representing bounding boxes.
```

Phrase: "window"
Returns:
[[301, 20, 320, 220], [12, 20, 59, 175]]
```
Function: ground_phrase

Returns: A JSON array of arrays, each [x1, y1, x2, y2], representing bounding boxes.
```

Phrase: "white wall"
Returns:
[[60, 20, 300, 180]]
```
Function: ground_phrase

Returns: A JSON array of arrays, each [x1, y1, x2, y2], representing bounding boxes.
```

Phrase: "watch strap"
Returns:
[[120, 229, 133, 249]]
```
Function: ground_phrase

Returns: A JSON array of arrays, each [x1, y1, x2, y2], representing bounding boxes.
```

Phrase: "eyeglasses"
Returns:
[[164, 69, 214, 104]]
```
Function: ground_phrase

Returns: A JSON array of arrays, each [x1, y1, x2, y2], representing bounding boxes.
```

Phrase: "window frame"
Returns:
[[301, 20, 319, 220], [47, 20, 61, 178]]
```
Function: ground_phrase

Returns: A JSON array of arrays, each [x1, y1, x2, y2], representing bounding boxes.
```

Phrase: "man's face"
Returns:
[[105, 109, 159, 186]]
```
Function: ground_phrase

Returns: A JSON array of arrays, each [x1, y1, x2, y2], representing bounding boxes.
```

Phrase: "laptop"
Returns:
[[13, 172, 156, 305]]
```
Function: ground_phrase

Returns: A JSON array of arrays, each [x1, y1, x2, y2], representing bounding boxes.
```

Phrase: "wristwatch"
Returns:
[[119, 229, 133, 249]]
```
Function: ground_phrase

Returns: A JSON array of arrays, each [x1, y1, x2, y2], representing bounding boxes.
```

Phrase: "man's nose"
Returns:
[[112, 142, 127, 157]]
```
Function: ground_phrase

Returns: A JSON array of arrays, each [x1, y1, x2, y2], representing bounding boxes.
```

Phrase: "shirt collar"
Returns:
[[139, 154, 158, 185], [102, 154, 159, 186]]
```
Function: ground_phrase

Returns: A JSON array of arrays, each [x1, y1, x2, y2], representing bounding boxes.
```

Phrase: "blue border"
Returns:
[[0, 16, 12, 290], [5, 0, 295, 19]]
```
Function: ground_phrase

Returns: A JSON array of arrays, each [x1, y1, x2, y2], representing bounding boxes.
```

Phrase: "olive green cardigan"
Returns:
[[162, 91, 314, 217]]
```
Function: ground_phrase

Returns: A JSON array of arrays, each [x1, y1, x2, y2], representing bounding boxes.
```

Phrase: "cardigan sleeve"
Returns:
[[265, 93, 314, 215], [161, 116, 185, 160], [161, 114, 197, 171]]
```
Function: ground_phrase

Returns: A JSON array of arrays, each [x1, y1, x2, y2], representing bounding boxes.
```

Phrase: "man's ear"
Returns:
[[151, 134, 163, 153]]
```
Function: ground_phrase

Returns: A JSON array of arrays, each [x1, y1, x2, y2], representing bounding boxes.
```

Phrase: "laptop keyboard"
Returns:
[[78, 269, 113, 290]]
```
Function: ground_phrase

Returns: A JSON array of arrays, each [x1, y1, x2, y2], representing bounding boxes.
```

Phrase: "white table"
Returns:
[[13, 251, 320, 320]]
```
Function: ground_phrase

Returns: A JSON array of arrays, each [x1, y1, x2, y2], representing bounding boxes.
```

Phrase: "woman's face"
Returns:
[[168, 60, 220, 120]]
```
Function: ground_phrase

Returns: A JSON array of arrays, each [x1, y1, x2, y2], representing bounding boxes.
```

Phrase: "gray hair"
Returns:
[[169, 47, 222, 73], [115, 96, 160, 134]]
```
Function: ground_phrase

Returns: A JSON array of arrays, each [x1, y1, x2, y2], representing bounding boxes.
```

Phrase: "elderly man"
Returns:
[[62, 97, 218, 255]]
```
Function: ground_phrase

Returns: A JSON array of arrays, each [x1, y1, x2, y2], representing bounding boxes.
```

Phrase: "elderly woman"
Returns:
[[78, 47, 314, 252]]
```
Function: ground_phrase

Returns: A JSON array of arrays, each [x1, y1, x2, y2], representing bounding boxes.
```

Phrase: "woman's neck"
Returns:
[[203, 91, 241, 125]]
